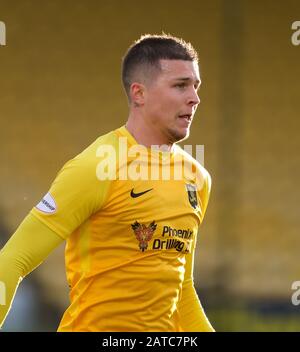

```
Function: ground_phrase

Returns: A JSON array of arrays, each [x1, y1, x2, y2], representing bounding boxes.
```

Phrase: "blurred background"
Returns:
[[0, 0, 300, 331]]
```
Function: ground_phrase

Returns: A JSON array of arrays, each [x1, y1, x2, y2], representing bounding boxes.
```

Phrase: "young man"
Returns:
[[0, 34, 214, 332]]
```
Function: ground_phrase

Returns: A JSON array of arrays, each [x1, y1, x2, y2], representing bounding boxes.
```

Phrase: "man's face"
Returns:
[[143, 59, 201, 144]]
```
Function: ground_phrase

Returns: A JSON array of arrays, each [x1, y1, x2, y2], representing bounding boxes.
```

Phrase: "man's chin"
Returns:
[[170, 128, 190, 143]]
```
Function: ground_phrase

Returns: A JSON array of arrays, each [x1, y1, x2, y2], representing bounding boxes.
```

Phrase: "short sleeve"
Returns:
[[197, 169, 212, 224], [31, 155, 111, 239]]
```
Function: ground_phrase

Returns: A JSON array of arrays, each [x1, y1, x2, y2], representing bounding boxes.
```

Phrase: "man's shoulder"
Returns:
[[59, 127, 121, 172], [78, 127, 120, 157]]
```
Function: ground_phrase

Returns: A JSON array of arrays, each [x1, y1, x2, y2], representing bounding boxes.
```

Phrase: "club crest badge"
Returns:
[[131, 221, 157, 251], [185, 183, 199, 210]]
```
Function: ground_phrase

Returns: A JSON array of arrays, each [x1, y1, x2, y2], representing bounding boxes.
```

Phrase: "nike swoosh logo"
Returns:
[[130, 188, 153, 198]]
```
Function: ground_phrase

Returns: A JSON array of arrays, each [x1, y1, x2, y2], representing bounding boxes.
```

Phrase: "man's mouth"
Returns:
[[178, 114, 192, 122]]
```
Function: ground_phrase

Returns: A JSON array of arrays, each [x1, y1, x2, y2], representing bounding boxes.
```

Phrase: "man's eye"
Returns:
[[175, 84, 186, 89]]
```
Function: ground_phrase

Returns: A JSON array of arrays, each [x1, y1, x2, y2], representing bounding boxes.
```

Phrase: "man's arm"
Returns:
[[177, 170, 214, 331], [0, 213, 64, 329], [177, 250, 215, 332], [0, 138, 113, 329]]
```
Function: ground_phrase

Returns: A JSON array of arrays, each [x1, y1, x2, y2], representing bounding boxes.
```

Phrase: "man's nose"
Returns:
[[187, 90, 200, 106]]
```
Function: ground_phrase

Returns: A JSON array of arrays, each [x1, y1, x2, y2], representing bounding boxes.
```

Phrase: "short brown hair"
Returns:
[[122, 33, 198, 101]]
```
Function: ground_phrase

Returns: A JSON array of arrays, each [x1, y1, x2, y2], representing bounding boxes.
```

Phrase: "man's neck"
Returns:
[[125, 112, 174, 152]]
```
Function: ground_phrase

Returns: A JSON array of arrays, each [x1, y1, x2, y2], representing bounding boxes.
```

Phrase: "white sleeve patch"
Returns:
[[35, 192, 57, 214]]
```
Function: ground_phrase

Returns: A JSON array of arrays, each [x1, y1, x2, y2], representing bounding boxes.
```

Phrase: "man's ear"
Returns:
[[130, 82, 145, 107]]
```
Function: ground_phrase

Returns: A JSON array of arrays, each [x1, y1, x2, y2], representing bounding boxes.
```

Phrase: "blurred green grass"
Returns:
[[208, 308, 300, 332]]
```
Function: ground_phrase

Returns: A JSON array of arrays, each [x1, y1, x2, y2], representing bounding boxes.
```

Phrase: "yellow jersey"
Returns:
[[31, 125, 211, 332]]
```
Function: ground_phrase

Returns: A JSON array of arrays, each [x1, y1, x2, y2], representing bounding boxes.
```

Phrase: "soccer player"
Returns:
[[0, 34, 214, 332]]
